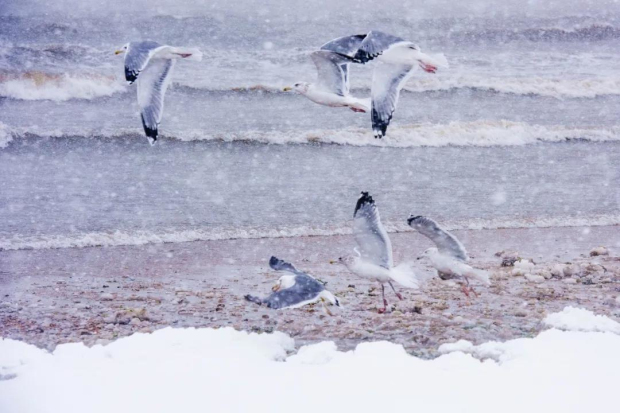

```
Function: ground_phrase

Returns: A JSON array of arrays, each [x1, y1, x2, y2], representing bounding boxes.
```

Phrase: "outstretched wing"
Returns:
[[408, 215, 468, 261], [353, 192, 393, 269], [124, 41, 166, 84], [370, 62, 414, 138], [137, 58, 176, 144], [310, 51, 353, 96], [318, 34, 366, 94], [353, 31, 410, 64], [269, 256, 308, 277]]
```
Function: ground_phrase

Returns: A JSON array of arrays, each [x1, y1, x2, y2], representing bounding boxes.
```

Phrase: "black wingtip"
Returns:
[[125, 67, 138, 84], [244, 295, 263, 306], [141, 115, 158, 145], [269, 256, 281, 269], [354, 191, 374, 216], [371, 107, 390, 139], [407, 215, 423, 226]]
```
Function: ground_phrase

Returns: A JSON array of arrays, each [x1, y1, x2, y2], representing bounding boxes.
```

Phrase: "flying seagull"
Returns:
[[407, 215, 490, 296], [245, 256, 341, 314], [284, 34, 370, 113], [348, 30, 447, 138], [115, 41, 202, 145], [332, 192, 420, 313]]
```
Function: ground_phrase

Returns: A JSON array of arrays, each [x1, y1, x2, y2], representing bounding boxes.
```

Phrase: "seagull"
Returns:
[[283, 35, 371, 113], [115, 41, 202, 145], [349, 30, 447, 138], [407, 215, 490, 296], [245, 256, 341, 314], [331, 192, 420, 313]]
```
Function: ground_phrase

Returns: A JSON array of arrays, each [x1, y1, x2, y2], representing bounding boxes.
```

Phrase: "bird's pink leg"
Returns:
[[388, 281, 403, 300], [377, 284, 388, 313]]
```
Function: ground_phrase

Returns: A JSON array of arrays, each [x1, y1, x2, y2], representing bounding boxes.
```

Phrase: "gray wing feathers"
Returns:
[[311, 51, 350, 96], [137, 58, 175, 139], [408, 216, 468, 261], [353, 192, 393, 269], [124, 41, 164, 84], [262, 274, 325, 309], [353, 31, 406, 63], [320, 34, 367, 56], [371, 62, 414, 138]]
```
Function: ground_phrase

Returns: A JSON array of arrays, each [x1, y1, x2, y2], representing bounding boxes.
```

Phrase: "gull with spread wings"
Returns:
[[332, 192, 420, 313], [115, 41, 202, 145], [284, 35, 370, 113], [408, 215, 490, 296]]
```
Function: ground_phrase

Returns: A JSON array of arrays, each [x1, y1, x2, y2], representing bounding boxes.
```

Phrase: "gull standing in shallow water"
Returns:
[[332, 192, 420, 313], [407, 215, 490, 296], [284, 35, 371, 113], [349, 30, 447, 138], [115, 41, 202, 145], [245, 256, 341, 314]]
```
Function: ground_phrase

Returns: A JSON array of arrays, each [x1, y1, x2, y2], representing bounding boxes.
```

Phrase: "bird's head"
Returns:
[[417, 247, 438, 260], [330, 255, 356, 268], [272, 275, 295, 292], [283, 82, 309, 94], [409, 46, 448, 74], [115, 43, 129, 56]]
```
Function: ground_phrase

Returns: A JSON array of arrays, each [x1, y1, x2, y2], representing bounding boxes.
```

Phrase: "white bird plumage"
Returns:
[[333, 192, 420, 313], [408, 215, 490, 296], [116, 41, 202, 145]]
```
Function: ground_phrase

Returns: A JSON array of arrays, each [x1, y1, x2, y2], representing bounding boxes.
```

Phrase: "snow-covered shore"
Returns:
[[1, 307, 619, 413]]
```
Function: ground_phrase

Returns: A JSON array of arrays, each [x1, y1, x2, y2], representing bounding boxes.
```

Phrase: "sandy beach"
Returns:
[[2, 225, 618, 358]]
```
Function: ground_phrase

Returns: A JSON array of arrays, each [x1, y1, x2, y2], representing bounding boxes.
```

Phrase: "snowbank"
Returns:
[[543, 306, 620, 333], [1, 308, 619, 413]]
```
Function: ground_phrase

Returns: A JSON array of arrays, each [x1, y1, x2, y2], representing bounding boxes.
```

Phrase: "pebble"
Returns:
[[590, 246, 609, 257], [129, 317, 141, 326], [538, 269, 553, 280], [563, 278, 577, 284], [524, 274, 545, 283], [563, 264, 581, 277], [100, 293, 113, 301], [550, 264, 564, 278]]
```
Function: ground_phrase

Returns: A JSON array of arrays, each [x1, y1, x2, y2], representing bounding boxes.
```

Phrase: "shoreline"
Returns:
[[1, 225, 619, 358]]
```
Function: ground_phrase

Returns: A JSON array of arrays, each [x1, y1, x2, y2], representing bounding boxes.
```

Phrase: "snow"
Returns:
[[543, 306, 620, 333], [1, 308, 619, 413]]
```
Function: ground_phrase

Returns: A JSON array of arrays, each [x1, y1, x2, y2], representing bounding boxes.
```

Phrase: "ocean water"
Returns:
[[1, 0, 619, 250]]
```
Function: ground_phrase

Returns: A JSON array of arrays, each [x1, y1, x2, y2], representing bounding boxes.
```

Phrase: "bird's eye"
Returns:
[[294, 83, 300, 87]]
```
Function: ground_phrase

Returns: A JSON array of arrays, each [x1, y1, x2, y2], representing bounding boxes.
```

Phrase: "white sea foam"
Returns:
[[3, 120, 620, 148], [404, 75, 620, 99], [1, 214, 618, 251], [0, 122, 13, 148], [0, 73, 126, 101]]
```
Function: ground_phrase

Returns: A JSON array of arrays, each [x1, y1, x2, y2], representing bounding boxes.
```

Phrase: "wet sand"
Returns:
[[1, 225, 619, 358]]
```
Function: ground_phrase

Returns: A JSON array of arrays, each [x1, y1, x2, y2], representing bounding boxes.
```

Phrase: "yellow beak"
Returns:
[[329, 260, 336, 265], [271, 284, 281, 292], [115, 50, 124, 55], [283, 87, 292, 92]]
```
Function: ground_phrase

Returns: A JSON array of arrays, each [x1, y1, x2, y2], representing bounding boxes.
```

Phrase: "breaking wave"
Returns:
[[4, 120, 620, 148], [0, 72, 126, 101], [2, 214, 618, 251]]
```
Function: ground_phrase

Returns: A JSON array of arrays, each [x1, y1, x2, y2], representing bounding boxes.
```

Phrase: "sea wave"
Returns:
[[1, 214, 618, 251], [0, 72, 126, 101], [5, 120, 620, 148]]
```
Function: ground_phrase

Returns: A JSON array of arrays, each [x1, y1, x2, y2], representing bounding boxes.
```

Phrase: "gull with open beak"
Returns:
[[115, 41, 202, 145], [245, 256, 341, 314], [349, 30, 448, 138]]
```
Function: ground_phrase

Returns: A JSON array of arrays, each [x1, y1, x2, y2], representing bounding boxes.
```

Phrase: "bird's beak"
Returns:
[[416, 256, 423, 260], [418, 60, 437, 74], [329, 260, 336, 265], [115, 50, 124, 55], [271, 285, 280, 292], [283, 86, 292, 92]]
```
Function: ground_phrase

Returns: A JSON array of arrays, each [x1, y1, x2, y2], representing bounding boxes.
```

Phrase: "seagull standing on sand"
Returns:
[[115, 41, 202, 145], [349, 31, 447, 138], [245, 256, 341, 314], [284, 35, 371, 113], [407, 215, 490, 296], [332, 192, 420, 313]]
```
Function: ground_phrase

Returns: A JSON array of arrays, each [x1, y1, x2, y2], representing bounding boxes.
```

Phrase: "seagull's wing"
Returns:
[[269, 256, 310, 278], [353, 31, 411, 63], [320, 34, 367, 93], [310, 51, 352, 96], [408, 216, 468, 261], [262, 274, 325, 309], [370, 62, 414, 138], [137, 58, 176, 144], [124, 41, 166, 84], [353, 192, 393, 269]]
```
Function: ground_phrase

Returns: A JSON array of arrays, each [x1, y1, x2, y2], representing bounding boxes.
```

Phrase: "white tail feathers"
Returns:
[[388, 262, 420, 289], [468, 268, 491, 286], [171, 47, 203, 62]]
